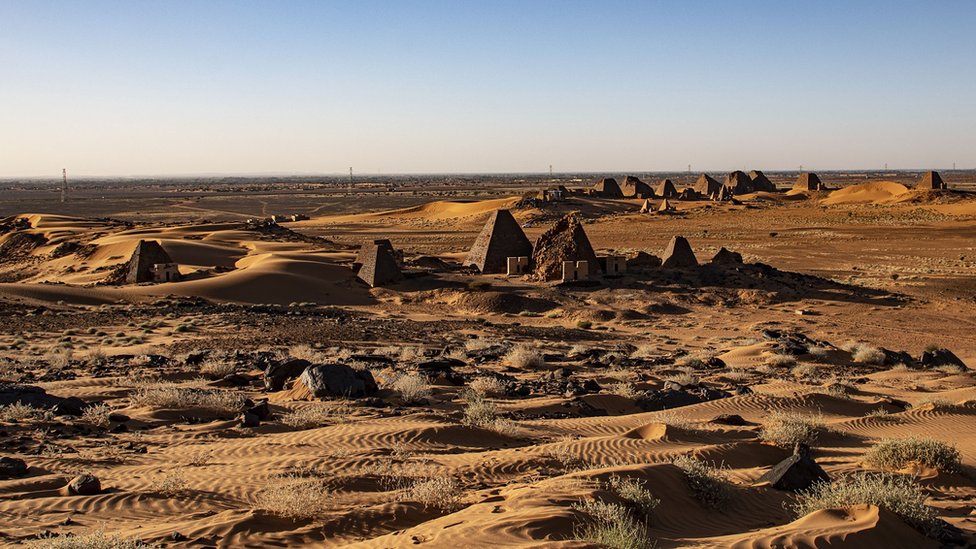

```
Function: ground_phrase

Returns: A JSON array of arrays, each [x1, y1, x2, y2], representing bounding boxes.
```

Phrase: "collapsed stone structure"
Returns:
[[793, 172, 824, 191], [619, 175, 654, 198], [655, 179, 678, 198], [748, 170, 776, 192], [693, 174, 723, 197], [590, 178, 624, 198], [464, 209, 533, 273], [531, 214, 600, 281], [125, 240, 178, 284], [725, 170, 755, 195]]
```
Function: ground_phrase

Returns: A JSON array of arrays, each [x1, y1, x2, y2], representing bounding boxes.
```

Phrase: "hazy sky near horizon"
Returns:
[[2, 1, 975, 177]]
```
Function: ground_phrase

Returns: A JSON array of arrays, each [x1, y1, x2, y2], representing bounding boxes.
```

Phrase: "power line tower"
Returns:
[[348, 167, 353, 189], [687, 164, 691, 173], [61, 168, 67, 203], [549, 164, 552, 178]]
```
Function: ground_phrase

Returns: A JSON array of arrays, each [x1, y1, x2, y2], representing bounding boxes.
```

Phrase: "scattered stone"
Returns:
[[530, 214, 601, 281], [299, 364, 378, 399], [264, 358, 311, 391], [755, 443, 829, 491], [67, 473, 101, 496], [0, 456, 28, 479], [239, 411, 260, 428], [711, 414, 749, 426], [108, 413, 130, 423], [711, 247, 743, 264], [246, 400, 271, 420], [920, 348, 967, 370], [0, 383, 85, 416]]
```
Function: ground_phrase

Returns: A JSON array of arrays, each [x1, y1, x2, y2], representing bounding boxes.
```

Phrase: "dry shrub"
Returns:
[[792, 473, 940, 537], [46, 348, 73, 369], [504, 344, 544, 369], [664, 372, 698, 387], [865, 437, 960, 472], [255, 473, 330, 520], [199, 358, 236, 380], [468, 376, 506, 397], [765, 353, 797, 368], [25, 531, 152, 549], [760, 411, 823, 448], [460, 392, 519, 436], [392, 373, 431, 404], [606, 382, 641, 400], [404, 476, 462, 511], [672, 455, 732, 509], [280, 404, 345, 429], [0, 402, 48, 421], [843, 342, 886, 365], [148, 469, 189, 497], [608, 475, 659, 517], [791, 363, 819, 378], [81, 402, 112, 428], [655, 410, 696, 430], [130, 382, 244, 413], [572, 499, 651, 549]]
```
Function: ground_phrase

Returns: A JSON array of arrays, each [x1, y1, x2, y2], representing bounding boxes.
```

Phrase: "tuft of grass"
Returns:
[[843, 342, 886, 365], [280, 404, 347, 429], [606, 382, 641, 400], [404, 476, 463, 511], [199, 358, 237, 380], [765, 353, 797, 368], [792, 473, 941, 537], [392, 373, 432, 404], [81, 402, 112, 428], [468, 376, 506, 397], [148, 469, 189, 497], [460, 391, 518, 436], [255, 473, 330, 520], [25, 531, 153, 549], [0, 402, 50, 422], [760, 411, 823, 448], [504, 344, 545, 369], [572, 499, 652, 549], [865, 437, 960, 473], [608, 475, 659, 517], [576, 320, 593, 330], [672, 455, 732, 509], [130, 382, 245, 413]]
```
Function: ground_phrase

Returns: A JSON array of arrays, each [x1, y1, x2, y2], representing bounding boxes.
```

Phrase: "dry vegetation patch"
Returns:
[[865, 437, 960, 472], [760, 411, 823, 448], [672, 455, 732, 509], [255, 473, 331, 520]]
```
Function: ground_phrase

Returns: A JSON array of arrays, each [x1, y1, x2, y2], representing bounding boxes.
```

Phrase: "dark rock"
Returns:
[[108, 413, 130, 423], [110, 423, 128, 433], [761, 329, 781, 340], [0, 456, 28, 478], [920, 348, 967, 370], [300, 364, 378, 398], [184, 352, 208, 366], [67, 473, 101, 495], [0, 383, 83, 415], [756, 443, 829, 491], [881, 348, 914, 367], [239, 411, 260, 428], [264, 359, 311, 391], [417, 359, 462, 374], [219, 373, 252, 387], [711, 414, 749, 426], [734, 385, 753, 396], [51, 398, 86, 417], [246, 400, 271, 420]]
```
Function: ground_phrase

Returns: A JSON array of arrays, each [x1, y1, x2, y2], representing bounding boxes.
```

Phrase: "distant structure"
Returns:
[[618, 175, 654, 198], [655, 178, 678, 198], [464, 209, 533, 273], [661, 236, 698, 269], [61, 169, 67, 203], [354, 239, 401, 271], [725, 170, 754, 195], [356, 242, 403, 287], [793, 172, 824, 191], [658, 198, 675, 213], [748, 170, 776, 192], [531, 214, 601, 281], [639, 199, 653, 213], [590, 177, 624, 198], [125, 240, 178, 284], [917, 171, 947, 190], [692, 174, 722, 197]]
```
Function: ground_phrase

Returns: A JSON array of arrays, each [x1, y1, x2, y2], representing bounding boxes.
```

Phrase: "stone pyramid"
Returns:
[[463, 209, 533, 273], [661, 236, 698, 269], [693, 174, 722, 197], [655, 179, 678, 198], [125, 240, 174, 284], [619, 175, 654, 198], [357, 243, 403, 287], [531, 214, 601, 281], [793, 173, 823, 191], [725, 171, 754, 194], [639, 199, 652, 213], [917, 171, 946, 190], [749, 170, 776, 192], [658, 198, 674, 212], [591, 178, 624, 198]]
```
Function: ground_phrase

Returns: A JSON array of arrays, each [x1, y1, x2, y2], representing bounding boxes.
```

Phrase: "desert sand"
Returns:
[[1, 173, 975, 548]]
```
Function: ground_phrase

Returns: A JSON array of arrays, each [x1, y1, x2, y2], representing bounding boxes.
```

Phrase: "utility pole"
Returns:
[[687, 164, 691, 173], [884, 163, 888, 171], [549, 164, 552, 178], [61, 168, 67, 203], [799, 164, 803, 173], [348, 167, 353, 188]]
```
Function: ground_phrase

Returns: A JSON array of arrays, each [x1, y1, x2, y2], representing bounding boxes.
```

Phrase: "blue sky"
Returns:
[[1, 0, 974, 176]]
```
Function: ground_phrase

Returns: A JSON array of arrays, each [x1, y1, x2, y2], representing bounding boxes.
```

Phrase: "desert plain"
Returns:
[[1, 170, 975, 548]]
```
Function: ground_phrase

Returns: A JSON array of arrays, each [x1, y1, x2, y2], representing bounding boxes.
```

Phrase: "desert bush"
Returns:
[[576, 320, 593, 330], [468, 376, 506, 397], [806, 345, 831, 358], [936, 363, 966, 375], [608, 475, 659, 517], [392, 373, 431, 404], [760, 411, 823, 448], [460, 392, 517, 435], [572, 499, 651, 549], [824, 381, 855, 398], [655, 410, 696, 430], [46, 348, 73, 369], [25, 531, 153, 549], [504, 344, 544, 369], [664, 372, 698, 387], [199, 358, 236, 380], [404, 476, 462, 511], [81, 402, 112, 428], [791, 363, 819, 378], [630, 345, 657, 359], [843, 342, 886, 365], [914, 397, 955, 410], [791, 473, 940, 537], [865, 437, 960, 472], [87, 347, 108, 366], [765, 353, 797, 368], [280, 404, 345, 429], [0, 402, 48, 421], [672, 455, 732, 509], [464, 337, 497, 352], [255, 473, 330, 520], [148, 469, 189, 497], [606, 382, 641, 400], [131, 382, 244, 413]]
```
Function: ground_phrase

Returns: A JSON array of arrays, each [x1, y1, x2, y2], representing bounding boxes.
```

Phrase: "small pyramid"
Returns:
[[591, 177, 623, 198], [711, 247, 743, 264], [749, 170, 776, 192], [125, 240, 174, 284], [657, 198, 674, 213], [619, 175, 654, 198], [725, 171, 754, 194], [639, 199, 652, 213], [755, 444, 830, 491], [463, 209, 533, 273], [793, 173, 823, 191], [357, 243, 403, 287], [531, 214, 601, 281], [661, 236, 698, 269], [693, 174, 722, 197], [917, 171, 946, 190], [655, 179, 678, 198]]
